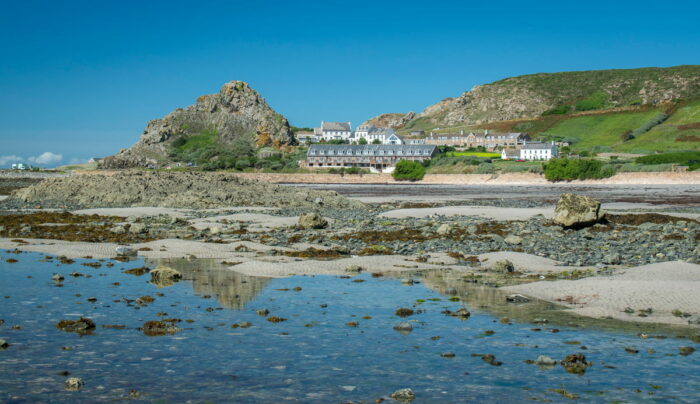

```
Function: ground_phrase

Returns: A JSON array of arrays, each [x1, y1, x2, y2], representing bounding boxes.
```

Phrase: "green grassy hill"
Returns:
[[384, 65, 700, 154]]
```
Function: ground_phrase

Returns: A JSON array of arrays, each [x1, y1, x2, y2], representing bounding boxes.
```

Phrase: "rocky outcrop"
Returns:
[[383, 65, 700, 129], [12, 171, 365, 210], [101, 81, 294, 168], [361, 112, 416, 129], [553, 193, 605, 228]]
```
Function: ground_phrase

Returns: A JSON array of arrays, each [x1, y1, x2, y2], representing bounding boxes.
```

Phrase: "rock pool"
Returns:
[[0, 250, 698, 402]]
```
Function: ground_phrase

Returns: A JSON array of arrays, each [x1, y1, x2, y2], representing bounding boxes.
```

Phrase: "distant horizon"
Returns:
[[2, 0, 699, 167]]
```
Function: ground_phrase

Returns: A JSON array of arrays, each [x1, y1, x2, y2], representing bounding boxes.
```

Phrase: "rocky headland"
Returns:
[[100, 81, 294, 168]]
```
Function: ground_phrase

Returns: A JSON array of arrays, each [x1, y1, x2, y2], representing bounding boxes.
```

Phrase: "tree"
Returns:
[[372, 139, 382, 144], [358, 137, 368, 145], [392, 160, 426, 181]]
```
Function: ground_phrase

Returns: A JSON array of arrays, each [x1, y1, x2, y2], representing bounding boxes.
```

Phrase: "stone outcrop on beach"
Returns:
[[298, 213, 328, 229], [553, 193, 605, 228], [100, 81, 294, 168], [10, 171, 365, 210]]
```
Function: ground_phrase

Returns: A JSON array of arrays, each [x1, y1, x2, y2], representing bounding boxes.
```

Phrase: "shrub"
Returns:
[[628, 113, 668, 139], [543, 158, 615, 181], [575, 91, 608, 111], [392, 160, 426, 181], [358, 137, 368, 145], [542, 104, 571, 116], [475, 163, 495, 174], [635, 151, 700, 165]]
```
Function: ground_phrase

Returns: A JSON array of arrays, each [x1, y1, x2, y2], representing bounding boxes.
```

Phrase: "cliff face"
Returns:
[[361, 112, 416, 129], [366, 65, 700, 130], [102, 81, 293, 168]]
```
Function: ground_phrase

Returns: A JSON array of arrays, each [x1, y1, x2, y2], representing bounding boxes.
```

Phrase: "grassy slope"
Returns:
[[616, 100, 700, 153], [543, 109, 661, 151]]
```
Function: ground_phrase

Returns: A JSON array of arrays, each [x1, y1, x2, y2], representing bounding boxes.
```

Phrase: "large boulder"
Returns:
[[298, 213, 328, 229], [553, 193, 605, 228], [149, 265, 183, 288]]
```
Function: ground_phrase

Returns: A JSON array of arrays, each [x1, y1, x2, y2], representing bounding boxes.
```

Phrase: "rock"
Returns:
[[0, 339, 8, 349], [209, 226, 222, 235], [445, 288, 458, 295], [52, 273, 64, 281], [115, 246, 137, 257], [679, 346, 695, 356], [391, 388, 416, 402], [56, 318, 96, 334], [256, 309, 270, 316], [64, 377, 84, 391], [401, 278, 415, 285], [605, 253, 622, 265], [393, 322, 413, 333], [298, 213, 328, 229], [99, 81, 295, 168], [535, 355, 557, 366], [149, 265, 182, 288], [553, 193, 605, 228], [129, 223, 147, 234], [491, 259, 514, 273], [506, 294, 530, 303], [142, 320, 181, 336], [504, 235, 523, 245], [481, 354, 502, 366], [436, 224, 452, 235], [560, 353, 592, 374], [110, 225, 126, 234], [395, 308, 415, 317], [441, 352, 456, 358], [345, 265, 363, 274]]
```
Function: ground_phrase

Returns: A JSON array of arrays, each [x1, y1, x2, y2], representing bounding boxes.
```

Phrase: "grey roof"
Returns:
[[521, 142, 555, 150], [321, 121, 351, 131], [308, 144, 436, 157]]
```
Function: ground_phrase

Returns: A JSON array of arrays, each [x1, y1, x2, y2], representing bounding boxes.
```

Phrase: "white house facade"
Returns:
[[314, 121, 352, 141], [354, 125, 404, 145], [519, 141, 558, 161]]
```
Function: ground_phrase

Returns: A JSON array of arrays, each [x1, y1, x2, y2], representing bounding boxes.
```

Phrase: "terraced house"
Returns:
[[305, 144, 437, 172]]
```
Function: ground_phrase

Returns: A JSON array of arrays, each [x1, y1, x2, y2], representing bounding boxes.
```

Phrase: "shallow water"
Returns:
[[1, 251, 698, 403]]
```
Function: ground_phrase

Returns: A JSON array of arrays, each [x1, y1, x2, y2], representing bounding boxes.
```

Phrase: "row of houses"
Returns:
[[297, 122, 404, 145], [303, 144, 437, 172], [296, 121, 530, 150]]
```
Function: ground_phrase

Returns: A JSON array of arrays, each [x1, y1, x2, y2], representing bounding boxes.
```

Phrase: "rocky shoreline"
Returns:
[[1, 173, 699, 328]]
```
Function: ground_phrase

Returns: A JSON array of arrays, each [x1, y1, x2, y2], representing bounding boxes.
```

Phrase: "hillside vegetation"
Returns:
[[381, 65, 700, 153]]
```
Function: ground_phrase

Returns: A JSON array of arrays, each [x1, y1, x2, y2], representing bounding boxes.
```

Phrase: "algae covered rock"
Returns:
[[553, 193, 605, 228], [391, 388, 416, 402], [56, 317, 96, 334], [64, 377, 84, 391], [149, 265, 182, 288], [298, 213, 328, 229]]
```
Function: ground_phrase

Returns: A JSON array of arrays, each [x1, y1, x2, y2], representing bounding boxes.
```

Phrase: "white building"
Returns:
[[354, 125, 404, 145], [519, 141, 558, 161], [11, 163, 28, 170], [296, 132, 320, 144], [314, 121, 352, 142]]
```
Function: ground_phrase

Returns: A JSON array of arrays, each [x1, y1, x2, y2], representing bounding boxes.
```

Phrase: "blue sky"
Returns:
[[1, 0, 699, 166]]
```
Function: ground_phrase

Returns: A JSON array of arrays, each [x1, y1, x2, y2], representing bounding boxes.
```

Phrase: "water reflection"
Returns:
[[152, 258, 271, 310]]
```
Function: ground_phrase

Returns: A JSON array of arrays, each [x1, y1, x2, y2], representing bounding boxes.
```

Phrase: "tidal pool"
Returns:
[[0, 250, 698, 403]]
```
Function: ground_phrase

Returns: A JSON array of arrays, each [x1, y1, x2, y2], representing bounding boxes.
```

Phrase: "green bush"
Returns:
[[544, 158, 615, 181], [635, 151, 700, 165], [392, 160, 426, 181], [575, 91, 608, 111], [618, 163, 674, 172], [475, 163, 495, 174], [542, 104, 571, 116]]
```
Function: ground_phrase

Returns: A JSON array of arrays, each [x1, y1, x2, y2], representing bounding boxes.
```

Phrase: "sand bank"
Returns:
[[504, 261, 700, 326]]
